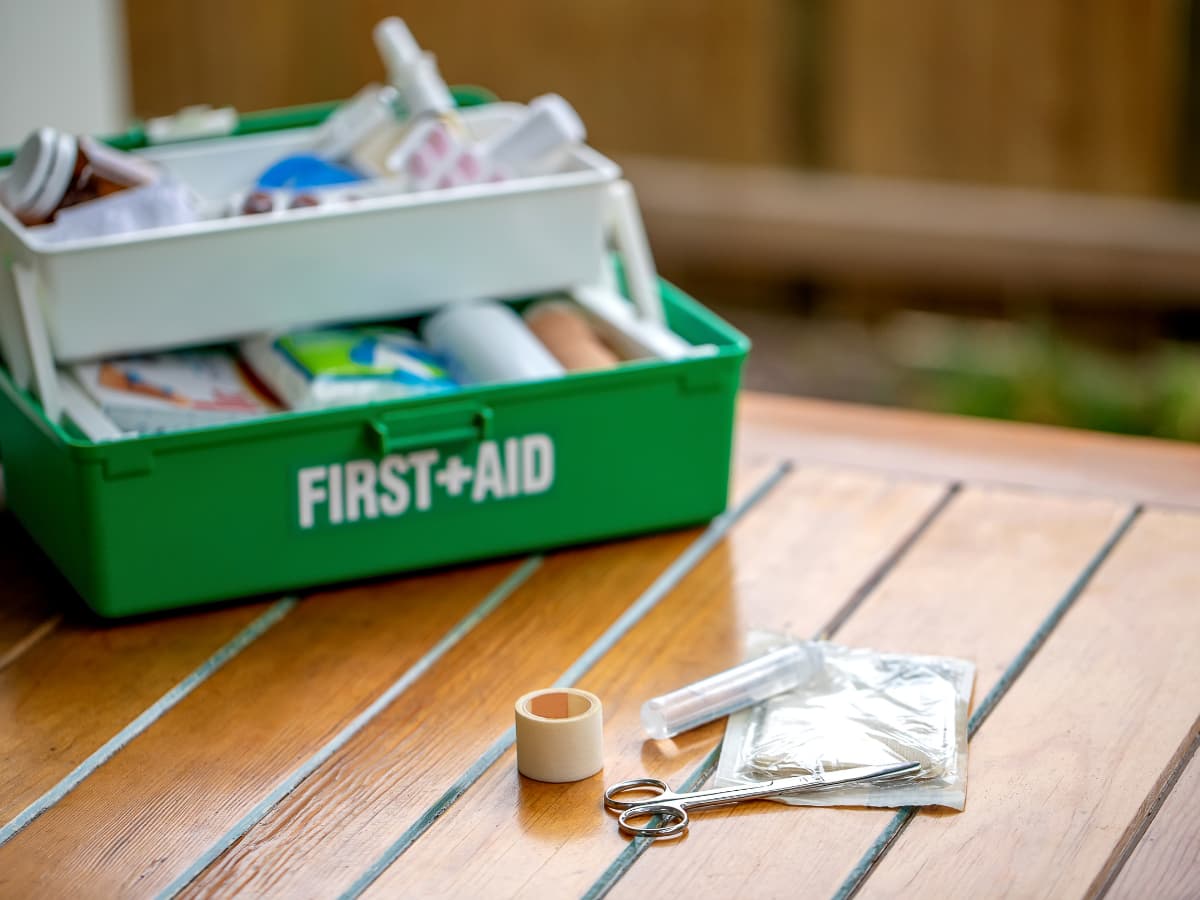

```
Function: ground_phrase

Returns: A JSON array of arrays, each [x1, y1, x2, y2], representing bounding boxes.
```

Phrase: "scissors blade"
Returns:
[[774, 761, 920, 794]]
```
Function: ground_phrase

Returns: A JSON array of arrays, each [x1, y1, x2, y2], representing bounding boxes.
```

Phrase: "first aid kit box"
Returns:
[[0, 94, 747, 618]]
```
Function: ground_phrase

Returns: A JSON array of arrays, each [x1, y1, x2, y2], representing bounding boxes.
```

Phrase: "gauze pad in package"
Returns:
[[715, 634, 975, 809], [241, 326, 457, 410]]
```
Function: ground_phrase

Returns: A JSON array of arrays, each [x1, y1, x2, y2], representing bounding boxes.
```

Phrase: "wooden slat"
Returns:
[[858, 508, 1200, 898], [824, 0, 1178, 195], [0, 558, 528, 896], [1105, 740, 1200, 900], [0, 600, 272, 823], [124, 0, 801, 166], [156, 460, 769, 896], [361, 468, 950, 897], [180, 529, 707, 897], [0, 513, 66, 668], [736, 392, 1200, 508], [624, 156, 1200, 301], [169, 460, 779, 896], [604, 487, 1128, 899]]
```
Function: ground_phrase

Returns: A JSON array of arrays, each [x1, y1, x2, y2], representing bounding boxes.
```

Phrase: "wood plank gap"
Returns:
[[0, 614, 61, 672], [966, 504, 1143, 737], [582, 478, 962, 900], [0, 597, 297, 848], [155, 556, 542, 900], [336, 461, 793, 900], [831, 503, 1143, 900], [818, 482, 961, 640], [1089, 715, 1200, 899]]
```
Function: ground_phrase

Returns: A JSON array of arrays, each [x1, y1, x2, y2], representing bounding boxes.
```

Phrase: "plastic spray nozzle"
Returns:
[[372, 18, 454, 114], [374, 18, 423, 87], [640, 643, 821, 740]]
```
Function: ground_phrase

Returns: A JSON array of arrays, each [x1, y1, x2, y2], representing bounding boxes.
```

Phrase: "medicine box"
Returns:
[[0, 96, 747, 618]]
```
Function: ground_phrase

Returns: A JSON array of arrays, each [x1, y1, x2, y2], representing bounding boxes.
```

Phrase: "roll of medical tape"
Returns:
[[514, 687, 604, 783]]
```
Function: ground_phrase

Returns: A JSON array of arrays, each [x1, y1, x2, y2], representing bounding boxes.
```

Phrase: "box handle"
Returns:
[[7, 261, 62, 422], [367, 403, 493, 455], [605, 180, 666, 326]]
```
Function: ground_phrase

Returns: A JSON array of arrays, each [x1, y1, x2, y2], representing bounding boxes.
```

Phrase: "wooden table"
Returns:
[[2, 392, 1198, 899]]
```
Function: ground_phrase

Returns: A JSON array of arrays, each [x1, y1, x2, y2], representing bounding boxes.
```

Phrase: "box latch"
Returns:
[[366, 402, 493, 456]]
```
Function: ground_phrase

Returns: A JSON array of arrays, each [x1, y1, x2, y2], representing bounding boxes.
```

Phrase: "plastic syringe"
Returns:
[[641, 643, 821, 740]]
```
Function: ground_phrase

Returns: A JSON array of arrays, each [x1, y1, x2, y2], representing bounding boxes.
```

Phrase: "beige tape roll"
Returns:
[[524, 300, 621, 372], [514, 688, 604, 783]]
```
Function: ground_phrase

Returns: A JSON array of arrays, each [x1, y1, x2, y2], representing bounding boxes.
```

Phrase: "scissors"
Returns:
[[604, 760, 921, 839]]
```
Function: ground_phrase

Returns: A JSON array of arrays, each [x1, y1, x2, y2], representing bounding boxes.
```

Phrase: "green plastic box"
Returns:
[[0, 285, 746, 618], [0, 97, 748, 618]]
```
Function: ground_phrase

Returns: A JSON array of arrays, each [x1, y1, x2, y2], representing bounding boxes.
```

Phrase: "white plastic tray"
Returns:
[[0, 103, 621, 364]]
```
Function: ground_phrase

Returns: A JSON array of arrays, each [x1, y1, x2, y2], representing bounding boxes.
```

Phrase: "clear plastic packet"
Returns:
[[714, 633, 975, 809]]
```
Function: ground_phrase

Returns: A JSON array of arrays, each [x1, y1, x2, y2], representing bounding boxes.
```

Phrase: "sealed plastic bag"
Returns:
[[714, 634, 974, 809]]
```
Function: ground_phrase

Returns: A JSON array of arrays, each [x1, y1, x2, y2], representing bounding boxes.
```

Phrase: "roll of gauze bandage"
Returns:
[[422, 300, 565, 385]]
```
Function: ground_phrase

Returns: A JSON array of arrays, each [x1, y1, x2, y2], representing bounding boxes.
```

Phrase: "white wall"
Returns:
[[0, 0, 131, 146]]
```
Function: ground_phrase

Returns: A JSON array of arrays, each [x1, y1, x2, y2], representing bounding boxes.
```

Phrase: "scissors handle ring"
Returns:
[[617, 803, 689, 839], [604, 777, 671, 811]]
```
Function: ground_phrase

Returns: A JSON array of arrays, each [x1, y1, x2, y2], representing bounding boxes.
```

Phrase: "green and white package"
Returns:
[[241, 326, 457, 410]]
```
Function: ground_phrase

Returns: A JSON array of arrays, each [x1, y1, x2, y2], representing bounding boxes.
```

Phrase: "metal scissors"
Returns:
[[604, 760, 920, 839]]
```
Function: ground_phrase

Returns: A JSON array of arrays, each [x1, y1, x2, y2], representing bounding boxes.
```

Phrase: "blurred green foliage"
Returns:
[[897, 317, 1200, 442]]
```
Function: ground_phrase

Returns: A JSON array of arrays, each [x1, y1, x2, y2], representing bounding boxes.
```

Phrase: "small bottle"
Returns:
[[374, 17, 424, 94], [0, 127, 157, 226], [352, 19, 464, 176]]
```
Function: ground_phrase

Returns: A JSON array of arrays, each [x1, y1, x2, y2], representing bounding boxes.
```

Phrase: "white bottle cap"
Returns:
[[1, 127, 78, 225], [404, 53, 456, 119], [373, 17, 423, 88], [485, 94, 585, 170]]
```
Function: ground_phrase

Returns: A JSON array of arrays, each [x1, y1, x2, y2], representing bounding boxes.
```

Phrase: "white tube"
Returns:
[[641, 644, 821, 740]]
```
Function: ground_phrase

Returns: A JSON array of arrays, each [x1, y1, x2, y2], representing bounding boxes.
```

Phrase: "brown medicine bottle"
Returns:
[[1, 127, 158, 226]]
